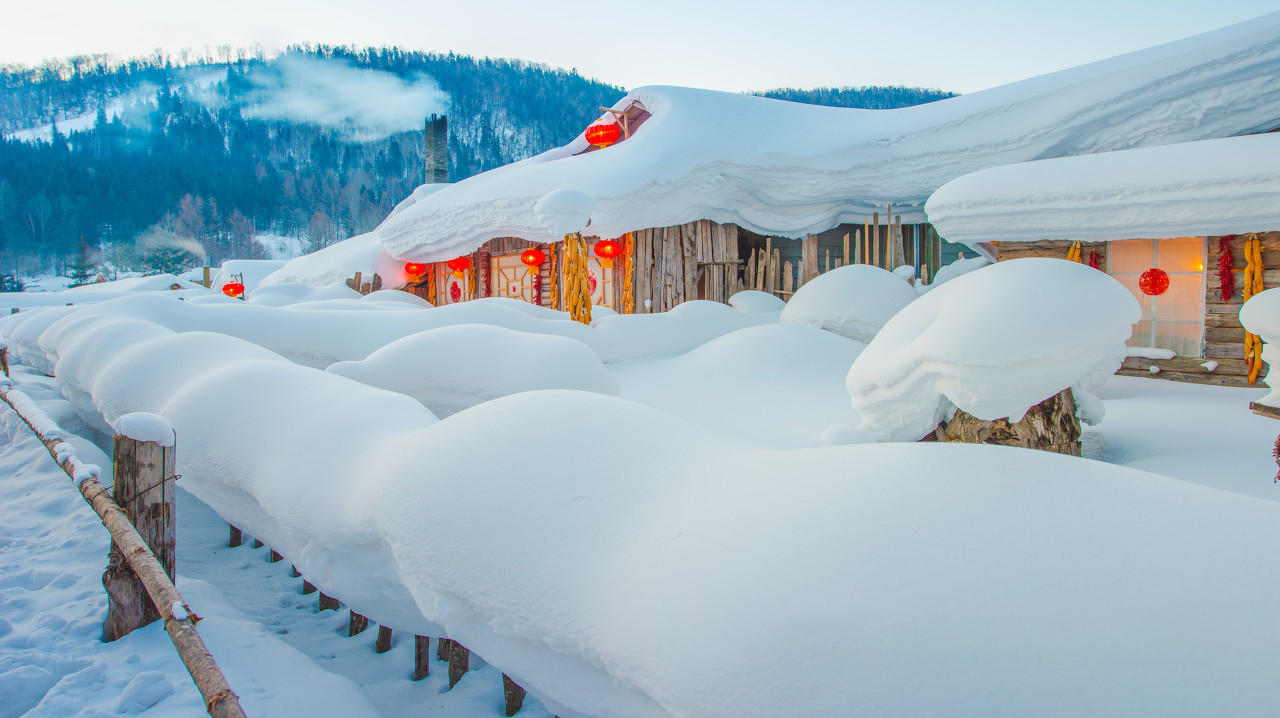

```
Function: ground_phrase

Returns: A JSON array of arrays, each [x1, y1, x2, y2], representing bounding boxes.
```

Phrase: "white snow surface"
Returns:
[[839, 259, 1140, 442], [211, 259, 288, 295], [922, 255, 991, 291], [926, 132, 1280, 244], [327, 324, 619, 417], [1240, 287, 1280, 406], [378, 13, 1280, 262], [779, 264, 917, 342], [111, 412, 177, 448], [726, 290, 785, 315]]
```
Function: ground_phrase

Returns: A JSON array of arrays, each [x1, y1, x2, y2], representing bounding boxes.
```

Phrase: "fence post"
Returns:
[[503, 674, 526, 715], [375, 626, 393, 653], [103, 415, 176, 642], [413, 635, 431, 679], [448, 642, 470, 688]]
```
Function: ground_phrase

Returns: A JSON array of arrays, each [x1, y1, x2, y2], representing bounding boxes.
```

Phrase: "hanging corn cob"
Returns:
[[1242, 233, 1265, 384], [564, 232, 593, 325], [1066, 241, 1083, 263], [622, 232, 635, 314], [547, 243, 559, 310]]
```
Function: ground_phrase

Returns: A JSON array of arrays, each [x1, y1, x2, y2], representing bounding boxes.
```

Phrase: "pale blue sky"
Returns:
[[3, 0, 1277, 93]]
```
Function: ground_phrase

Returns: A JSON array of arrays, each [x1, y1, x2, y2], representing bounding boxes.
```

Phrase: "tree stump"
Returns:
[[448, 642, 470, 688], [413, 636, 431, 680], [375, 626, 393, 654], [103, 430, 176, 642], [932, 387, 1081, 456], [503, 674, 526, 716]]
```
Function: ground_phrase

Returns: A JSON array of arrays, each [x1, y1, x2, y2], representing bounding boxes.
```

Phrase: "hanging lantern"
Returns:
[[520, 248, 545, 275], [593, 239, 622, 268], [1139, 268, 1169, 296], [585, 122, 621, 148], [446, 256, 471, 279], [404, 261, 427, 276], [221, 281, 245, 297]]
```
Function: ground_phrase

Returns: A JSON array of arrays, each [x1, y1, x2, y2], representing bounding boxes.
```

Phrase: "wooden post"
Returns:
[[319, 592, 339, 611], [252, 538, 263, 548], [290, 565, 300, 577], [228, 525, 242, 548], [103, 428, 176, 642], [268, 549, 282, 563], [375, 626, 393, 654], [437, 637, 453, 662], [843, 233, 851, 267], [1, 346, 8, 376], [302, 579, 316, 595], [349, 611, 368, 636], [448, 642, 470, 688], [202, 267, 211, 288], [782, 261, 794, 295], [413, 636, 431, 679], [872, 212, 880, 268], [503, 675, 527, 716], [912, 223, 922, 280], [894, 216, 905, 271], [800, 234, 819, 285]]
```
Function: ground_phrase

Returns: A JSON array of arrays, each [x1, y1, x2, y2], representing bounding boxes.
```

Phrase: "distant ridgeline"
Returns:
[[0, 47, 955, 276]]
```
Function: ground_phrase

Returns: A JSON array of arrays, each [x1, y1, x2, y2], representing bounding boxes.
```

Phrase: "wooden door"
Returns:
[[491, 254, 537, 303]]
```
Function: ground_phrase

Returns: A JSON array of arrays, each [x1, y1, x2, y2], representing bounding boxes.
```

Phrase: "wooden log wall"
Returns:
[[633, 220, 742, 313], [995, 236, 1277, 388]]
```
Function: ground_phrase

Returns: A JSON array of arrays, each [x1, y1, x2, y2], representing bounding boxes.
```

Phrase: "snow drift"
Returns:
[[779, 264, 917, 342], [838, 259, 1139, 442]]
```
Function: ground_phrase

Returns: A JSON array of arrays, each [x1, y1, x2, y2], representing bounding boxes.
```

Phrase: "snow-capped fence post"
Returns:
[[448, 642, 470, 688], [103, 415, 177, 642], [503, 675, 526, 715], [319, 591, 339, 611], [0, 390, 247, 718], [375, 626, 393, 653]]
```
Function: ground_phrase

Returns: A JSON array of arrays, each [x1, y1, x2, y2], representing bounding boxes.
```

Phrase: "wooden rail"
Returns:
[[0, 382, 247, 718]]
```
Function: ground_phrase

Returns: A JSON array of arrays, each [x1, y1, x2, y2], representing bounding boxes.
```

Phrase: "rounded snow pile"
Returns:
[[327, 324, 619, 417], [728, 290, 785, 316], [780, 264, 917, 342], [842, 258, 1139, 442], [1241, 287, 1280, 406]]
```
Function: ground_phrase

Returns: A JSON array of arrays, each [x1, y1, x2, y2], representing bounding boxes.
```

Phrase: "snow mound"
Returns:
[[780, 264, 917, 342], [361, 289, 433, 307], [923, 255, 991, 291], [591, 300, 773, 363], [111, 412, 176, 447], [327, 325, 618, 417], [211, 260, 288, 295], [841, 258, 1139, 442], [1240, 287, 1280, 406], [247, 282, 362, 307], [728, 290, 785, 315]]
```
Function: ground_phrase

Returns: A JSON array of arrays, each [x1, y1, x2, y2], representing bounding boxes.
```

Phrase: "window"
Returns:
[[1108, 238, 1206, 357]]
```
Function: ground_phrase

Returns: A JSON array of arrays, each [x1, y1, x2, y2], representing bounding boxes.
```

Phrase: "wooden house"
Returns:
[[925, 132, 1280, 388]]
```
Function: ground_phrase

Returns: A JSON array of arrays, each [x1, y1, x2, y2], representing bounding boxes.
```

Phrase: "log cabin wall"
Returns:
[[995, 236, 1277, 388], [632, 220, 744, 313]]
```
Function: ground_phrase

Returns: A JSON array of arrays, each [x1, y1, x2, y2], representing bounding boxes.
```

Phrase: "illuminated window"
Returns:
[[1108, 238, 1206, 357]]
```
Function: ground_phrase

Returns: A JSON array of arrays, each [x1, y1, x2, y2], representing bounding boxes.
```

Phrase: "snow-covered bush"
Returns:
[[836, 258, 1139, 442], [779, 264, 917, 342]]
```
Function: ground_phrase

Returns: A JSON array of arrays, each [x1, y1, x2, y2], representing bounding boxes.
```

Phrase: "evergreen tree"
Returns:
[[66, 241, 97, 286]]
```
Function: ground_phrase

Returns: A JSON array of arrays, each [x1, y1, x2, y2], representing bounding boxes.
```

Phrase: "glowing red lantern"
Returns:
[[445, 256, 471, 279], [1139, 268, 1169, 296], [593, 239, 622, 269], [404, 261, 427, 276], [520, 248, 545, 274], [222, 281, 245, 297], [585, 122, 621, 148]]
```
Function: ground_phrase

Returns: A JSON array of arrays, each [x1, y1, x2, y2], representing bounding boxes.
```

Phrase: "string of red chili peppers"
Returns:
[[1218, 236, 1236, 301]]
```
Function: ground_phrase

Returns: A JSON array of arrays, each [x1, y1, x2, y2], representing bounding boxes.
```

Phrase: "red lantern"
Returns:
[[593, 239, 622, 269], [585, 122, 621, 148], [404, 262, 427, 276], [222, 281, 245, 297], [520, 248, 545, 275], [446, 256, 471, 279], [1139, 268, 1169, 296]]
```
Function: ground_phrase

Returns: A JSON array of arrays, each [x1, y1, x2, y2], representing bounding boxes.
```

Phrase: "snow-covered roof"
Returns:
[[925, 132, 1280, 244], [378, 12, 1280, 262]]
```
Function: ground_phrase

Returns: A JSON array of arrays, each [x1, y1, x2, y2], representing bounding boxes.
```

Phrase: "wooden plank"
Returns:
[[1206, 343, 1246, 359], [801, 234, 819, 285], [1206, 326, 1246, 344], [1121, 356, 1252, 376], [1205, 313, 1244, 329], [1117, 368, 1264, 387], [894, 216, 905, 269], [1250, 402, 1280, 421], [843, 233, 851, 266], [682, 222, 699, 305], [872, 212, 880, 268]]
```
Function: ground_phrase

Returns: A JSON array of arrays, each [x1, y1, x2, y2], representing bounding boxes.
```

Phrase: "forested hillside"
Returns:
[[0, 47, 955, 279]]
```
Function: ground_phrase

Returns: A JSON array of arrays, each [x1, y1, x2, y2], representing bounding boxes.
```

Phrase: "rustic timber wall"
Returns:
[[632, 220, 743, 313], [995, 237, 1275, 388]]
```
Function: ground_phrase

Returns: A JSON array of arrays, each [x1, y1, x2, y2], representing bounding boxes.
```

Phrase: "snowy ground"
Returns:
[[2, 269, 1279, 716]]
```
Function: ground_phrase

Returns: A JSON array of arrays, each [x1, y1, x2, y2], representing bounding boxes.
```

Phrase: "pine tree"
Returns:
[[67, 241, 97, 286]]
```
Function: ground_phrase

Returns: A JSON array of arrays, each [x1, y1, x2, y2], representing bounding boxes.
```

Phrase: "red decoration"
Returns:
[[449, 281, 461, 304], [588, 270, 598, 296], [1217, 236, 1236, 302], [593, 238, 622, 268], [1087, 251, 1102, 270], [1139, 268, 1170, 296], [446, 256, 471, 278], [520, 248, 546, 274], [585, 122, 621, 148], [221, 281, 244, 297], [404, 262, 427, 276]]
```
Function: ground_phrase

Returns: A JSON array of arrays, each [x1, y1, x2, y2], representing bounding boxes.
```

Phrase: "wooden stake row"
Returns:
[[230, 525, 530, 715]]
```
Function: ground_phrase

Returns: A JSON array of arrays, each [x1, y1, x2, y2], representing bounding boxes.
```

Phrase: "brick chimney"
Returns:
[[424, 114, 448, 184]]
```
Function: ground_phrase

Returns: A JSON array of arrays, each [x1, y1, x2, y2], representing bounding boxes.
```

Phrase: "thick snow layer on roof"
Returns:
[[837, 259, 1139, 442], [379, 13, 1280, 261], [926, 133, 1280, 244], [210, 259, 287, 294]]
